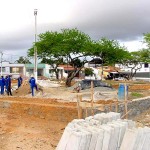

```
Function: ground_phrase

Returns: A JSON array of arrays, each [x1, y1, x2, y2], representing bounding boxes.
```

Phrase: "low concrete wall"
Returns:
[[0, 96, 149, 121], [104, 96, 150, 119]]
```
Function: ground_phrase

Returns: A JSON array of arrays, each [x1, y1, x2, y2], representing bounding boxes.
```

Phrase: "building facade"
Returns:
[[0, 61, 51, 79]]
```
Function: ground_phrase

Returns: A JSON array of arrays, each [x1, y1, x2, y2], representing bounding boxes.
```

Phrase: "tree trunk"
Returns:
[[66, 77, 73, 87], [55, 70, 59, 80], [65, 69, 81, 87]]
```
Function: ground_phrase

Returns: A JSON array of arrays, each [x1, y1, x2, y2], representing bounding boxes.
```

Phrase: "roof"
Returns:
[[58, 64, 75, 71]]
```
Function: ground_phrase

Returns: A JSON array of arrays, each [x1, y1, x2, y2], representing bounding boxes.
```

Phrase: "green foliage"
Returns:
[[27, 28, 131, 86], [15, 56, 31, 64], [84, 68, 94, 76], [143, 33, 150, 48], [92, 38, 129, 65], [28, 28, 92, 64], [131, 92, 143, 98]]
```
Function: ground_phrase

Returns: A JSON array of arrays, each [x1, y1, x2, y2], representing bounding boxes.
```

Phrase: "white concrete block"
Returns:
[[132, 128, 144, 150], [85, 116, 93, 121], [108, 112, 121, 120], [139, 127, 150, 150], [107, 123, 120, 150], [65, 130, 83, 150], [123, 119, 136, 128], [120, 128, 138, 150], [112, 121, 128, 149], [95, 128, 104, 150], [100, 125, 114, 150], [56, 126, 78, 150]]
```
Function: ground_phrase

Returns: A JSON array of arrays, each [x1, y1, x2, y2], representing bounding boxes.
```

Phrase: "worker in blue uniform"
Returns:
[[17, 76, 23, 88], [0, 76, 2, 95], [29, 76, 38, 96], [0, 76, 5, 95], [6, 75, 12, 96], [5, 76, 8, 93]]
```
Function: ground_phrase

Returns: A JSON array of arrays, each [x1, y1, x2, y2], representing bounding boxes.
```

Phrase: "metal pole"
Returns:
[[34, 9, 38, 81], [0, 52, 3, 76]]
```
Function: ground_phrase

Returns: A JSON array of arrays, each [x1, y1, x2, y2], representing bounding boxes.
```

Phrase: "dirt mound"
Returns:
[[13, 83, 30, 96], [12, 81, 43, 97]]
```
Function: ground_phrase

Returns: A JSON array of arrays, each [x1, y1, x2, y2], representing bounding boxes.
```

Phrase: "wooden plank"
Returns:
[[91, 80, 94, 116], [77, 94, 80, 119], [124, 82, 128, 119]]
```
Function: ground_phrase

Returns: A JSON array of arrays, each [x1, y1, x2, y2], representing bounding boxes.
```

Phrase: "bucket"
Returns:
[[118, 84, 128, 101]]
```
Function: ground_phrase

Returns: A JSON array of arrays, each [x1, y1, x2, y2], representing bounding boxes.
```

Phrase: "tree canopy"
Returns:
[[28, 28, 130, 86], [15, 56, 31, 64], [91, 38, 129, 65]]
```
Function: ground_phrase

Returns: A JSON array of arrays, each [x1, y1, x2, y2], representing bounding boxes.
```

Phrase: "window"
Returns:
[[0, 67, 6, 72], [144, 63, 149, 68], [10, 67, 20, 73]]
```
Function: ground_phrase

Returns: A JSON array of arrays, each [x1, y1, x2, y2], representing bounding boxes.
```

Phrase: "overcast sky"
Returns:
[[0, 0, 149, 62]]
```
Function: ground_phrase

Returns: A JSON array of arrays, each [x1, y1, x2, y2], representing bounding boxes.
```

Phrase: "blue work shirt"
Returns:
[[18, 77, 23, 84], [7, 76, 11, 87], [5, 77, 8, 87], [29, 77, 36, 87], [1, 77, 5, 86]]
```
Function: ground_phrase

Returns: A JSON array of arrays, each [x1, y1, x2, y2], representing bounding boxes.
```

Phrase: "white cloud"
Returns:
[[121, 40, 147, 52], [0, 0, 149, 59]]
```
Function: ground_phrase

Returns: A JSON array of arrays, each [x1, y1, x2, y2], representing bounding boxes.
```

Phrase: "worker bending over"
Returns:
[[29, 76, 38, 96]]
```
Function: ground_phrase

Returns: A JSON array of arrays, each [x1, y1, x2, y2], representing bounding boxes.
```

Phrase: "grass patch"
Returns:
[[131, 92, 143, 98]]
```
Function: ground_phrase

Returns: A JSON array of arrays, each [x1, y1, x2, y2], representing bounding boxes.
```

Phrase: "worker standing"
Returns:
[[0, 76, 2, 95], [5, 76, 8, 93], [6, 75, 12, 96], [17, 75, 23, 88], [29, 76, 38, 96], [0, 76, 5, 95]]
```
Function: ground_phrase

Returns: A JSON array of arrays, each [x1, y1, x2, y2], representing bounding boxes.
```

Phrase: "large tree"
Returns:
[[28, 28, 93, 86], [91, 38, 129, 78], [120, 49, 150, 80], [119, 33, 150, 80]]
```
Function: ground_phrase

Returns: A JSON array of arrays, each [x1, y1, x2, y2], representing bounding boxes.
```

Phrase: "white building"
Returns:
[[0, 61, 25, 78], [115, 63, 150, 79], [0, 61, 51, 79]]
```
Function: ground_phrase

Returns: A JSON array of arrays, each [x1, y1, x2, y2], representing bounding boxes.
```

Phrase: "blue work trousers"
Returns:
[[1, 85, 4, 95], [31, 85, 38, 96]]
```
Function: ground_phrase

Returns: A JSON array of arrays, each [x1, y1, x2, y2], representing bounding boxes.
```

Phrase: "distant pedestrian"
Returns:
[[6, 75, 12, 96], [0, 76, 2, 94], [0, 76, 5, 95], [29, 76, 38, 96], [17, 75, 23, 88], [5, 76, 8, 93]]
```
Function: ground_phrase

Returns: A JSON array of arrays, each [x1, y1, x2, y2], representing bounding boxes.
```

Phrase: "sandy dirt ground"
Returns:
[[0, 79, 150, 150], [0, 109, 67, 150]]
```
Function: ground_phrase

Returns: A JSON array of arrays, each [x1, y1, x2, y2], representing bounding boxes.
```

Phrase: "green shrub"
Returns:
[[84, 68, 94, 76], [131, 92, 143, 98]]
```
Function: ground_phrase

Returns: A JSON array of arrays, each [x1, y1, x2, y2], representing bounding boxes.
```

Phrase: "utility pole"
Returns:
[[0, 52, 3, 76], [34, 9, 38, 81]]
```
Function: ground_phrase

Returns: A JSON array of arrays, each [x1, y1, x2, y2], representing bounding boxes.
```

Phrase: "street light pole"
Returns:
[[34, 9, 38, 81]]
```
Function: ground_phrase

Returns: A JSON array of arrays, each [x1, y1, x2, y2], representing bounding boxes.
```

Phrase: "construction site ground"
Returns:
[[0, 79, 150, 150]]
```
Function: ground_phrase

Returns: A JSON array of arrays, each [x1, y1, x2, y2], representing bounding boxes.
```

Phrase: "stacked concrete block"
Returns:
[[120, 127, 150, 150], [56, 112, 148, 150]]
